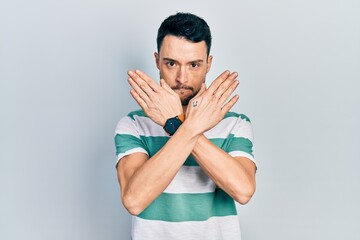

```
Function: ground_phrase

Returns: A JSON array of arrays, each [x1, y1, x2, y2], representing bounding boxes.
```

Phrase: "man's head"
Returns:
[[157, 12, 212, 56], [155, 12, 213, 105]]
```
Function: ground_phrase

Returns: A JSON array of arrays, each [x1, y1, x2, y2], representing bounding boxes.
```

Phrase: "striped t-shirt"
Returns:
[[114, 109, 256, 240]]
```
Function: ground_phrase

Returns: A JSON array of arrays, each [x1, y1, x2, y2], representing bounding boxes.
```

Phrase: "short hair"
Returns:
[[156, 12, 212, 56]]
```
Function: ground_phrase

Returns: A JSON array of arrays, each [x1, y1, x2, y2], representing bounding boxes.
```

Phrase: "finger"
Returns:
[[128, 70, 156, 96], [130, 89, 149, 111], [218, 80, 239, 104], [160, 79, 175, 94], [213, 72, 238, 98], [221, 95, 239, 115], [206, 70, 231, 94], [128, 77, 152, 103], [134, 70, 161, 92]]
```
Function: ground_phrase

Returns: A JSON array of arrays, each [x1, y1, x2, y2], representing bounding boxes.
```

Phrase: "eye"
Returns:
[[191, 62, 199, 68], [166, 61, 176, 67]]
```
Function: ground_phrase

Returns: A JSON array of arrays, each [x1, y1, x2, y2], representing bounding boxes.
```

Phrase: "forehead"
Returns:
[[159, 35, 208, 62]]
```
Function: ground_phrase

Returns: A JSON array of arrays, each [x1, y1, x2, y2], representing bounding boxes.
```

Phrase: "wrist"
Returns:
[[163, 113, 185, 136], [180, 120, 202, 138]]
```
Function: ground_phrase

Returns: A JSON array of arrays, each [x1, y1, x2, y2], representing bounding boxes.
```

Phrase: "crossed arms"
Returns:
[[117, 70, 256, 215]]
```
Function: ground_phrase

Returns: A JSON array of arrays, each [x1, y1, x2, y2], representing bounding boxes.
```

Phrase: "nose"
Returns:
[[176, 66, 188, 84]]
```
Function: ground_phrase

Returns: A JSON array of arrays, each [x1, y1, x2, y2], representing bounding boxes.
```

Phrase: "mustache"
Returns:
[[171, 84, 194, 91]]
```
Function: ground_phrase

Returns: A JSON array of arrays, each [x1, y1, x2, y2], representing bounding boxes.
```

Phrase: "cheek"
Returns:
[[190, 69, 207, 82], [160, 67, 176, 81]]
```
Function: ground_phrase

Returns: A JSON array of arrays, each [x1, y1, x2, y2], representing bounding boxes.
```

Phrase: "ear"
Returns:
[[206, 55, 213, 73], [154, 52, 160, 70]]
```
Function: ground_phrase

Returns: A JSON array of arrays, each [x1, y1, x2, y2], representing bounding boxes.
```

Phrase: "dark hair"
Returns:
[[157, 12, 212, 55]]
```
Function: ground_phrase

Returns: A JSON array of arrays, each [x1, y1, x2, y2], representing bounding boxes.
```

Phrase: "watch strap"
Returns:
[[177, 113, 185, 123], [163, 113, 184, 136]]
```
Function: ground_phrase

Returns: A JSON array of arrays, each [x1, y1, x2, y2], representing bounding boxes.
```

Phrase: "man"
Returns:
[[114, 12, 256, 240]]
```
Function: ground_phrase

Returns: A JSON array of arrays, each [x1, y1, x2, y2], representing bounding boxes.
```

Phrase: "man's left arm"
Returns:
[[191, 135, 256, 204]]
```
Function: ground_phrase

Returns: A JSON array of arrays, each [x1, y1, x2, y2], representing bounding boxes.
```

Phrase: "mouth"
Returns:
[[171, 85, 194, 92], [173, 88, 193, 95]]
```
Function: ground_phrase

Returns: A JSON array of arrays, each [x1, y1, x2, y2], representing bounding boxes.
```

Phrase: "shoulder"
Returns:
[[207, 111, 253, 138], [115, 109, 162, 136], [224, 111, 251, 123], [126, 109, 149, 120], [224, 112, 254, 141], [115, 109, 147, 134], [222, 112, 253, 139], [116, 109, 149, 125]]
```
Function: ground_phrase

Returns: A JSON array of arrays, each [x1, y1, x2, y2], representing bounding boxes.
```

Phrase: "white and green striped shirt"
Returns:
[[114, 109, 256, 240]]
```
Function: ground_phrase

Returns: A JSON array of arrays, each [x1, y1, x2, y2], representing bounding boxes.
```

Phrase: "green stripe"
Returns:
[[138, 188, 237, 222], [114, 134, 148, 155], [139, 136, 168, 158], [138, 136, 199, 166], [115, 134, 253, 161], [115, 134, 198, 165], [127, 110, 250, 122], [227, 137, 254, 156], [127, 109, 148, 120], [138, 136, 253, 157], [224, 112, 251, 122], [211, 136, 254, 157], [137, 135, 253, 165], [184, 155, 198, 166]]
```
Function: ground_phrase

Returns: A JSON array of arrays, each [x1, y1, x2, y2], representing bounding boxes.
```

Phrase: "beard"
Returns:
[[179, 89, 200, 105], [170, 84, 199, 106], [159, 73, 204, 106]]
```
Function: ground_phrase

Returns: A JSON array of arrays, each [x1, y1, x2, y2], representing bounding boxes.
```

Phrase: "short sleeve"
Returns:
[[227, 114, 257, 168], [114, 116, 148, 167]]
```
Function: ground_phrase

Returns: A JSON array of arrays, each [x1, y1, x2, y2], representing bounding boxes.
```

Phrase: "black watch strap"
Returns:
[[163, 114, 184, 136]]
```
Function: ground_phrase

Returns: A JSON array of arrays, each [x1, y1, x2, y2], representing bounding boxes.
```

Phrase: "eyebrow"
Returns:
[[162, 57, 204, 63]]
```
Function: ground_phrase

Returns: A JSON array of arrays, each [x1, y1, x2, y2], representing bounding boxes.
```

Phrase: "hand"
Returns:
[[128, 70, 183, 126], [185, 70, 239, 134]]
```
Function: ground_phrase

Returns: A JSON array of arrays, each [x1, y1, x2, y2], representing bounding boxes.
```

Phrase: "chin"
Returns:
[[181, 89, 200, 105], [180, 96, 193, 106]]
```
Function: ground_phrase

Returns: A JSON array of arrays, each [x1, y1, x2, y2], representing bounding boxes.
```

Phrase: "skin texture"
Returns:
[[118, 35, 256, 215]]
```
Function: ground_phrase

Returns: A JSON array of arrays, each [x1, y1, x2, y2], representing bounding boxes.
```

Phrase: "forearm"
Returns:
[[192, 134, 256, 204], [123, 123, 199, 215]]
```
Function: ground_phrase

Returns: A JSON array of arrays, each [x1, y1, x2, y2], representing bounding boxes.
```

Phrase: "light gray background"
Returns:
[[1, 0, 359, 239]]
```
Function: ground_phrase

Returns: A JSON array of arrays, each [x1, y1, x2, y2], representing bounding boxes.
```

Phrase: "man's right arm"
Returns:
[[117, 122, 199, 216]]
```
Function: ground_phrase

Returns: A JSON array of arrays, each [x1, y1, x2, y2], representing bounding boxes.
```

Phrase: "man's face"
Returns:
[[155, 35, 213, 105]]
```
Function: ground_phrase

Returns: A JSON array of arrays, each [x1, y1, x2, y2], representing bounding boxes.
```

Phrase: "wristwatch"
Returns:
[[163, 113, 185, 136]]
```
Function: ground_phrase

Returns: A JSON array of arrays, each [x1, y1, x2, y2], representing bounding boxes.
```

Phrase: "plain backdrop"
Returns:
[[1, 0, 359, 239]]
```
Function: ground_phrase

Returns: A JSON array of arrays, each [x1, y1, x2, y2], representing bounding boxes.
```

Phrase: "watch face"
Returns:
[[164, 117, 182, 135]]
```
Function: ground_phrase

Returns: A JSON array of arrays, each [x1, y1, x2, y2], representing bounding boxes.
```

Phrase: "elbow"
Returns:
[[233, 185, 256, 205], [234, 194, 253, 205], [121, 194, 144, 216]]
